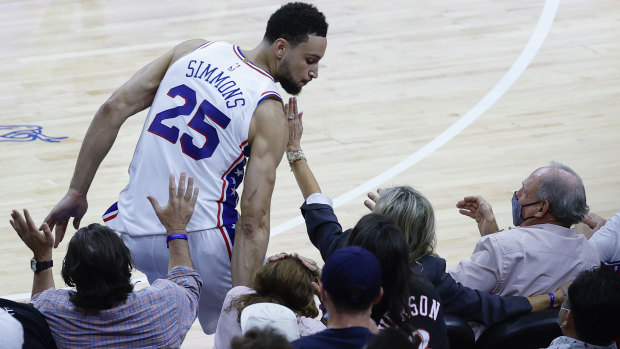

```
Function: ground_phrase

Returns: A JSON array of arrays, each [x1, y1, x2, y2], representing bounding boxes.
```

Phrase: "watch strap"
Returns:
[[34, 259, 53, 272]]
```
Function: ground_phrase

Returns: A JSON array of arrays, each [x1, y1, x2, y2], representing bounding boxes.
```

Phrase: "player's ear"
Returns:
[[274, 38, 289, 59]]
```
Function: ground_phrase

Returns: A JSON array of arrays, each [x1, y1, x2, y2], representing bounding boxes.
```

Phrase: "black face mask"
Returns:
[[512, 191, 542, 226]]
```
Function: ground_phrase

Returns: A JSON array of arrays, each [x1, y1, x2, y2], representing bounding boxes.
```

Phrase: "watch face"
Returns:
[[31, 258, 37, 271]]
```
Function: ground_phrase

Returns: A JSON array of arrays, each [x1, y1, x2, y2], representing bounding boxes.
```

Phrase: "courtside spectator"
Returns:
[[450, 162, 599, 297], [9, 173, 201, 348], [214, 253, 325, 349], [291, 246, 383, 349], [546, 267, 620, 349], [286, 100, 565, 340]]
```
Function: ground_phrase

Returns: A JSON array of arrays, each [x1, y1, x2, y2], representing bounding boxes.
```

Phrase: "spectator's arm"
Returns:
[[285, 97, 322, 199], [301, 202, 348, 261], [10, 209, 55, 298], [232, 98, 287, 287], [589, 209, 620, 262], [430, 257, 531, 325], [148, 173, 199, 270]]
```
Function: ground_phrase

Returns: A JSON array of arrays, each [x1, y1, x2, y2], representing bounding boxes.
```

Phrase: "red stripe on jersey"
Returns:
[[239, 140, 248, 149], [103, 213, 118, 222], [216, 151, 246, 227], [198, 41, 215, 50], [233, 46, 274, 81], [219, 226, 233, 260]]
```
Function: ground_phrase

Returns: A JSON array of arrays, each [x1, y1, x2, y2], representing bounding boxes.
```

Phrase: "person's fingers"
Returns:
[[367, 192, 379, 203], [364, 200, 375, 211], [311, 281, 320, 294], [168, 174, 175, 199], [177, 172, 186, 197], [13, 210, 30, 236], [41, 223, 54, 244], [458, 209, 476, 219], [190, 187, 199, 208], [54, 223, 67, 248], [147, 195, 161, 212], [23, 209, 38, 232], [72, 217, 81, 230], [185, 176, 194, 201], [292, 96, 298, 115]]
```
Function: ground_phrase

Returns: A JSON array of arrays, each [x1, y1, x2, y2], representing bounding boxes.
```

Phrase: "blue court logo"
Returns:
[[0, 125, 67, 143]]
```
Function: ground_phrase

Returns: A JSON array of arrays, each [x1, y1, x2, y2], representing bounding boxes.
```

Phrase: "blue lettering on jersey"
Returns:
[[186, 60, 245, 108]]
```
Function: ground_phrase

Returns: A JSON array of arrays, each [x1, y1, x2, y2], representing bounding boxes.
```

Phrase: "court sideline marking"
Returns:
[[2, 0, 559, 301]]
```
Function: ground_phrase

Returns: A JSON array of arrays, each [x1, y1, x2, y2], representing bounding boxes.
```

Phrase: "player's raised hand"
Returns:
[[44, 190, 88, 248], [456, 195, 500, 236], [147, 172, 199, 233]]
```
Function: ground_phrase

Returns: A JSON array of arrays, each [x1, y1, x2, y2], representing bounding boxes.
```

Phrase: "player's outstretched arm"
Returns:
[[286, 97, 321, 199], [232, 98, 287, 287], [45, 39, 207, 247]]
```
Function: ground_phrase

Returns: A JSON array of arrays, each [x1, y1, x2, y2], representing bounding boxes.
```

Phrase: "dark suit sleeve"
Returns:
[[300, 202, 350, 262], [421, 256, 532, 326]]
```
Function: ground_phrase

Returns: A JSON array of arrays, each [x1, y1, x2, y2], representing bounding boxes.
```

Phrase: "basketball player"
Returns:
[[44, 2, 328, 334]]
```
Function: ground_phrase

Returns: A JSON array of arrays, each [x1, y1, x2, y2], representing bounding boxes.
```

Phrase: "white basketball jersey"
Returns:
[[104, 41, 281, 250]]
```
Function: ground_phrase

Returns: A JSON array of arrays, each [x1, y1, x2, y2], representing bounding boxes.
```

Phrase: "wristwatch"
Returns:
[[30, 258, 53, 273]]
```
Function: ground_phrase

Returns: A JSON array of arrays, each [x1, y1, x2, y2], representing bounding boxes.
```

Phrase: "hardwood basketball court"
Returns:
[[1, 0, 619, 347]]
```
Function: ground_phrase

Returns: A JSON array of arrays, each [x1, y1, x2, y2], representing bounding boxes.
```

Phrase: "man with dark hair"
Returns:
[[451, 162, 599, 298], [546, 267, 620, 349], [11, 174, 201, 347], [43, 2, 328, 334], [291, 246, 383, 349]]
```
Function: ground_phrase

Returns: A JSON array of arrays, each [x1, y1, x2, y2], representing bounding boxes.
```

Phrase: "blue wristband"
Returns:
[[166, 233, 188, 248], [548, 292, 555, 309]]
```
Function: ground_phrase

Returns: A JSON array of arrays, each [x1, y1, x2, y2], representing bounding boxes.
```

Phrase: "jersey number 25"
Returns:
[[148, 84, 231, 160]]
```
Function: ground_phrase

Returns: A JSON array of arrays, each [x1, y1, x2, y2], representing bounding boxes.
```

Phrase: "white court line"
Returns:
[[270, 0, 560, 237], [2, 0, 559, 300]]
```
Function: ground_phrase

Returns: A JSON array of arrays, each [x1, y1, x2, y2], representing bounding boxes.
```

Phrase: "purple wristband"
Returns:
[[166, 233, 188, 248], [548, 292, 555, 309]]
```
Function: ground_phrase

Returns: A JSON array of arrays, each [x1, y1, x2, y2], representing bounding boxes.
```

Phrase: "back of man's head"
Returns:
[[263, 2, 328, 46], [536, 162, 589, 226], [569, 267, 620, 345], [61, 223, 133, 309], [321, 246, 382, 313]]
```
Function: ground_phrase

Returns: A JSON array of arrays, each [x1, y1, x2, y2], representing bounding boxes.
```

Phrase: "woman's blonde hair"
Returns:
[[372, 186, 437, 262]]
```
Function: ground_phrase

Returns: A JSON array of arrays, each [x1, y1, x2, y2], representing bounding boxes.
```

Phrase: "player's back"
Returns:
[[104, 41, 281, 244]]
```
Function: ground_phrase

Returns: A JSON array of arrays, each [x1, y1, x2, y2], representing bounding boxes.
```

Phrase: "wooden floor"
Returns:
[[1, 0, 619, 347]]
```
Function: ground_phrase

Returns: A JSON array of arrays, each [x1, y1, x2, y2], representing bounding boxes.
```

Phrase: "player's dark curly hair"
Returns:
[[264, 2, 328, 47], [61, 223, 134, 309]]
